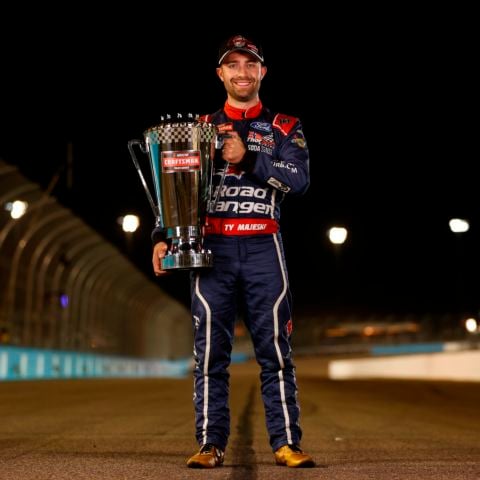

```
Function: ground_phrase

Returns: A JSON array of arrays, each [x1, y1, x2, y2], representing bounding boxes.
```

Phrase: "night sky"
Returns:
[[1, 10, 476, 316]]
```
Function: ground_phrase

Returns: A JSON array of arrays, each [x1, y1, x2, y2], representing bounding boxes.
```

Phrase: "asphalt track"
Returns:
[[1, 356, 479, 479]]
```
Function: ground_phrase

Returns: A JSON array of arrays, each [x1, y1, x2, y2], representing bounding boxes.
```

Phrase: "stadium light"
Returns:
[[449, 218, 469, 233], [328, 226, 348, 245], [119, 214, 140, 233], [4, 200, 28, 219]]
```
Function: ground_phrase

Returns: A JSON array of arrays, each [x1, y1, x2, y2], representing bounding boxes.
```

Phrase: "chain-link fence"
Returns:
[[0, 159, 191, 360]]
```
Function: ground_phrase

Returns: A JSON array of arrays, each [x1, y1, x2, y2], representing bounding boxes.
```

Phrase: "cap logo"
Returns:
[[232, 36, 247, 47], [230, 35, 259, 54], [219, 34, 264, 64]]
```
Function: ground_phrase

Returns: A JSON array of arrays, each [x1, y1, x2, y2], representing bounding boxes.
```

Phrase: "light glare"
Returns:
[[449, 218, 469, 233], [328, 227, 348, 245], [5, 200, 28, 219], [465, 318, 477, 333], [122, 214, 140, 233]]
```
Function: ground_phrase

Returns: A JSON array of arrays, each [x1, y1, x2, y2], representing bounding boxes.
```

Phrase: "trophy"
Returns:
[[128, 113, 219, 270]]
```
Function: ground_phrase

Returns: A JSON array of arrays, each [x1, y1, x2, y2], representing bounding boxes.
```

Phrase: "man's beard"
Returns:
[[230, 87, 259, 103], [227, 79, 260, 103]]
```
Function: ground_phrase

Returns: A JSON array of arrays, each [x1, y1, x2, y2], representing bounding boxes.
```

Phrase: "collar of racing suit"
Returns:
[[224, 100, 263, 120]]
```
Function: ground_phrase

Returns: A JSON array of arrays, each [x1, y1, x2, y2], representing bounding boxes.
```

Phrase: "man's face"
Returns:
[[216, 52, 267, 103]]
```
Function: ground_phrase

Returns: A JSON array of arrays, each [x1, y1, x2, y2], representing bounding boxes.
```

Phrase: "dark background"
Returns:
[[0, 8, 476, 316]]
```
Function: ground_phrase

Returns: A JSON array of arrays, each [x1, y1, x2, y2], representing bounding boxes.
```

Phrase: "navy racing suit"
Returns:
[[153, 100, 310, 452]]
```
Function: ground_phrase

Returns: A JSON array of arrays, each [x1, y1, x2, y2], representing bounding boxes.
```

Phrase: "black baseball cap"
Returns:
[[218, 35, 264, 65]]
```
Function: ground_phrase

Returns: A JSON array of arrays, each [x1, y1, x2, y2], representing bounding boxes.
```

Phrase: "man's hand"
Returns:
[[222, 131, 246, 164], [152, 241, 169, 276]]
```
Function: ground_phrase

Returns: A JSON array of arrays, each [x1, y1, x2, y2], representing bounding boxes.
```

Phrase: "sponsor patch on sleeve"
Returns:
[[267, 176, 291, 193], [272, 113, 298, 136], [291, 133, 306, 148]]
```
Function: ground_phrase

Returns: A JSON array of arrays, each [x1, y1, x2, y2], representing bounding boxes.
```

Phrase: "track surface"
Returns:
[[1, 357, 479, 479]]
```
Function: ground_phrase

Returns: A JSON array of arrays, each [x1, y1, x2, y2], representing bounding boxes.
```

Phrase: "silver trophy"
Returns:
[[128, 114, 219, 270]]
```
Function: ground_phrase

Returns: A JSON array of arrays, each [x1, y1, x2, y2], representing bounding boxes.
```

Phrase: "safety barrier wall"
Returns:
[[328, 343, 480, 381], [0, 346, 249, 381], [0, 345, 192, 380]]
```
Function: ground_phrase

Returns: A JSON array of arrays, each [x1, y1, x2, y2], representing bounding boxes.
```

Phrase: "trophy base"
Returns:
[[161, 251, 213, 270]]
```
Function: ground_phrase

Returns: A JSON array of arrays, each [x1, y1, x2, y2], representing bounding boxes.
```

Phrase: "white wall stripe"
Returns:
[[0, 352, 8, 378], [76, 357, 83, 376], [52, 355, 60, 376], [20, 353, 28, 377], [64, 356, 72, 376], [36, 355, 44, 377]]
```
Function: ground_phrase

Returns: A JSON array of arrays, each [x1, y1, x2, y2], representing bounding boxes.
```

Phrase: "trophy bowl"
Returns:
[[128, 114, 217, 270]]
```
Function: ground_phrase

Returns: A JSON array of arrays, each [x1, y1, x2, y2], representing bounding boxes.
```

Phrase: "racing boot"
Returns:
[[274, 444, 315, 468], [186, 443, 224, 468]]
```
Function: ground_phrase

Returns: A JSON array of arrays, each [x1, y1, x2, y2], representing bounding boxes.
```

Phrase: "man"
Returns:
[[152, 34, 314, 469]]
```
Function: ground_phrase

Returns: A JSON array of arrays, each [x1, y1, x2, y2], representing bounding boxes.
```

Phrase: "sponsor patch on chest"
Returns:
[[247, 130, 274, 155]]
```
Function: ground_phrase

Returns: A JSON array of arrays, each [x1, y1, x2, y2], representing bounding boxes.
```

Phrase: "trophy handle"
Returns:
[[127, 139, 162, 225]]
